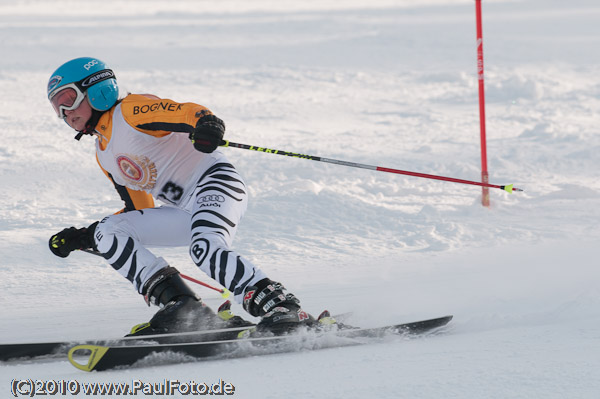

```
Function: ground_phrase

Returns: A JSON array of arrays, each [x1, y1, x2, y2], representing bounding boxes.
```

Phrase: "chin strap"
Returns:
[[73, 131, 87, 141], [74, 110, 104, 141]]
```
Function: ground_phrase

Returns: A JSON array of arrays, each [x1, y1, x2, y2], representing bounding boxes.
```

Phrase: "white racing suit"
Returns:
[[91, 94, 266, 304]]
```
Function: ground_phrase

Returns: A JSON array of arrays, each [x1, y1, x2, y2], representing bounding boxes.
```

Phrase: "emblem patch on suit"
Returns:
[[116, 154, 157, 190]]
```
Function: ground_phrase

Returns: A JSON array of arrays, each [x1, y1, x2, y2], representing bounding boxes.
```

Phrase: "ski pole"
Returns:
[[221, 140, 522, 193], [80, 249, 231, 298], [180, 274, 231, 298]]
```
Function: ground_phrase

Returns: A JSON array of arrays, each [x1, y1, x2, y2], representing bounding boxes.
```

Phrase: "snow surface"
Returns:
[[1, 0, 600, 397]]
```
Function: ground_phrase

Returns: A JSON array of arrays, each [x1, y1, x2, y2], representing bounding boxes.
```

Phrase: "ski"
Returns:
[[68, 315, 453, 372], [0, 311, 353, 362], [0, 324, 254, 362]]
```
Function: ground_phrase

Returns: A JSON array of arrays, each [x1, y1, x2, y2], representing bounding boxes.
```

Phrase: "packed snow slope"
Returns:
[[1, 0, 599, 397]]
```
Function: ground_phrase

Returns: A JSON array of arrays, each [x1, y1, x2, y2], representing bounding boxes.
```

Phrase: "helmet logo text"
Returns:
[[81, 70, 115, 87], [47, 75, 62, 93], [83, 59, 99, 70]]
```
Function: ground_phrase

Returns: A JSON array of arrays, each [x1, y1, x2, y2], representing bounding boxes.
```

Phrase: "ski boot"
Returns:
[[242, 278, 317, 336], [127, 266, 251, 337]]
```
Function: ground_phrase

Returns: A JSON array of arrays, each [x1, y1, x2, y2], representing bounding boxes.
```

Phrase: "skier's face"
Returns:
[[63, 98, 93, 132]]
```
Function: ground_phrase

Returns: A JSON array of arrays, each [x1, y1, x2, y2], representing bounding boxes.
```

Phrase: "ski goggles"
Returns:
[[48, 69, 115, 119], [49, 83, 87, 119]]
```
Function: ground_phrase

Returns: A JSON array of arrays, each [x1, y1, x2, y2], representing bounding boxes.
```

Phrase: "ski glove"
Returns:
[[189, 114, 225, 153], [49, 221, 99, 258]]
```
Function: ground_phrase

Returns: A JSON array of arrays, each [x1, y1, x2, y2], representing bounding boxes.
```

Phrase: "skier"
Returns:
[[47, 57, 314, 336]]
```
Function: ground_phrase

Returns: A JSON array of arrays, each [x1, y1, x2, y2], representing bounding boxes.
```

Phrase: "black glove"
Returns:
[[189, 114, 225, 153], [49, 221, 99, 258]]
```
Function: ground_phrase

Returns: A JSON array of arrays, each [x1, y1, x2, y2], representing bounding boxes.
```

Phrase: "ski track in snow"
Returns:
[[1, 0, 599, 397]]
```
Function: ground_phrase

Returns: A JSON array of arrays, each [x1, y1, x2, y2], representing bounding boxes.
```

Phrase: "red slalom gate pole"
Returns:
[[475, 0, 490, 207]]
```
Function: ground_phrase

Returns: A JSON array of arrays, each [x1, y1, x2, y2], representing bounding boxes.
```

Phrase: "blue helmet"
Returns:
[[47, 57, 119, 113]]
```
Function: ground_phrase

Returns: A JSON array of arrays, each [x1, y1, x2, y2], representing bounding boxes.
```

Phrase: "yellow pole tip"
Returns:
[[504, 184, 514, 193]]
